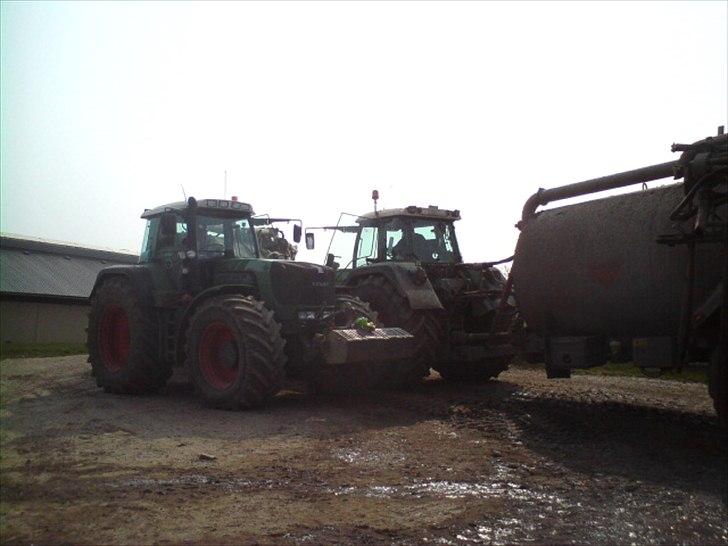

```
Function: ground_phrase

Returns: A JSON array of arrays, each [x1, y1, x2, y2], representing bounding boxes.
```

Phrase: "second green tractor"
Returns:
[[308, 203, 519, 386]]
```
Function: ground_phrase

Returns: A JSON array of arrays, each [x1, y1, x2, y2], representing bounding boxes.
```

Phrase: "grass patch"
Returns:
[[0, 342, 87, 360], [574, 362, 708, 384], [513, 359, 708, 384]]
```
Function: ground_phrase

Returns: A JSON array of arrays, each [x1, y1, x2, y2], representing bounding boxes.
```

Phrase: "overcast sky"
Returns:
[[1, 1, 726, 264]]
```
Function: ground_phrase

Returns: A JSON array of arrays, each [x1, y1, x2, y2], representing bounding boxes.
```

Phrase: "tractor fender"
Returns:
[[90, 265, 155, 306], [174, 283, 259, 366], [346, 263, 444, 311]]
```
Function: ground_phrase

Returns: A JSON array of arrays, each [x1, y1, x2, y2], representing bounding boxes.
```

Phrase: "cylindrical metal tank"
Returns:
[[512, 183, 725, 337]]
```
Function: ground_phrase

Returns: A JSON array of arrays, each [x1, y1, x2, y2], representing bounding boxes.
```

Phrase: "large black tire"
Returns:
[[87, 276, 169, 393], [312, 294, 382, 393], [435, 358, 510, 382], [709, 272, 727, 427], [185, 295, 286, 410], [352, 276, 443, 388], [333, 294, 378, 329], [709, 347, 726, 427]]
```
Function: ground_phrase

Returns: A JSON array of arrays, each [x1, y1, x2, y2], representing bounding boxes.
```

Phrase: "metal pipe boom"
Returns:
[[520, 160, 679, 225]]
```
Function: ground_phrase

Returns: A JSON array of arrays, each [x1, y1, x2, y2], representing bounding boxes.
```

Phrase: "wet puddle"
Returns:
[[116, 462, 563, 509], [454, 519, 532, 545], [334, 447, 406, 465], [329, 478, 561, 504], [327, 461, 562, 505]]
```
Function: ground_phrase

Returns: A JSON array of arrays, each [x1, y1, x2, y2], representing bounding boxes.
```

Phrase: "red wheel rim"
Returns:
[[198, 322, 239, 390], [99, 305, 130, 372]]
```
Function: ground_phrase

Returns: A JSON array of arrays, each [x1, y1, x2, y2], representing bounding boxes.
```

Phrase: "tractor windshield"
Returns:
[[409, 219, 459, 263], [377, 218, 459, 264], [196, 215, 258, 259]]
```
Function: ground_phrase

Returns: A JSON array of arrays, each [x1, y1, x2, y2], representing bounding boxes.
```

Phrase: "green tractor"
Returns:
[[306, 201, 518, 386], [87, 197, 413, 409]]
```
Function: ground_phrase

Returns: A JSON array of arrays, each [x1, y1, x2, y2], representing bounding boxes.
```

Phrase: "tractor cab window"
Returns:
[[154, 213, 188, 255], [384, 218, 408, 260], [196, 215, 257, 259], [328, 229, 358, 269], [355, 226, 378, 267], [411, 220, 458, 263], [139, 218, 159, 263]]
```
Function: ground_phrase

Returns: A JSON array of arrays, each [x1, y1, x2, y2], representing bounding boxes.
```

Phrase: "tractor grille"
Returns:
[[270, 262, 335, 306]]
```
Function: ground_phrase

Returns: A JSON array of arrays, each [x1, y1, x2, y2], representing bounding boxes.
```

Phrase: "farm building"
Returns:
[[0, 235, 138, 344]]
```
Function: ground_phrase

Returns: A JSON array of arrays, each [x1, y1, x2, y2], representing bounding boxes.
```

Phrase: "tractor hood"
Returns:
[[210, 258, 336, 307], [268, 260, 336, 306]]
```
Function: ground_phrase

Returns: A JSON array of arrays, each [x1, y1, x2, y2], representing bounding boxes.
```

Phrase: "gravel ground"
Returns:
[[1, 355, 726, 545]]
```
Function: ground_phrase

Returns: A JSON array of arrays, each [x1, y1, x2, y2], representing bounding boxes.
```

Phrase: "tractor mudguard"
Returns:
[[91, 265, 155, 307], [346, 262, 443, 311]]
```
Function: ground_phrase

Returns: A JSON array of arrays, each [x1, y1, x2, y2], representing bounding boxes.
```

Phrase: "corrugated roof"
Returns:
[[0, 235, 138, 300]]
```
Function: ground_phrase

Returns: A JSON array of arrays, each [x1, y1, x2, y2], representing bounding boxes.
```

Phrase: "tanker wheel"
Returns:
[[435, 357, 511, 382], [186, 295, 286, 410], [709, 345, 726, 428], [312, 294, 383, 394], [352, 275, 443, 388], [87, 276, 170, 394]]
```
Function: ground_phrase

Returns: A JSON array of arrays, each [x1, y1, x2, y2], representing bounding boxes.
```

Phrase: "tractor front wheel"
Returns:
[[88, 276, 169, 393], [186, 295, 286, 410]]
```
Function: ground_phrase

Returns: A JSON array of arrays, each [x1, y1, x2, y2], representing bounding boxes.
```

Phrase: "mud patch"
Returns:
[[1, 356, 726, 545]]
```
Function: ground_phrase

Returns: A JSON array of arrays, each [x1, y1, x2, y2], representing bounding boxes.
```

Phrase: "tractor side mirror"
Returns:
[[325, 253, 339, 270], [160, 213, 177, 239], [293, 224, 302, 243], [305, 232, 315, 250]]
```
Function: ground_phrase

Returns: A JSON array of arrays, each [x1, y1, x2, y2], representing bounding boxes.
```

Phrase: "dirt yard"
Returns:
[[1, 356, 726, 545]]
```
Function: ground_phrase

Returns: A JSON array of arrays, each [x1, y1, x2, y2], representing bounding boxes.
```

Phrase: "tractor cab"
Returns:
[[353, 206, 462, 267], [308, 205, 462, 271], [139, 197, 301, 264]]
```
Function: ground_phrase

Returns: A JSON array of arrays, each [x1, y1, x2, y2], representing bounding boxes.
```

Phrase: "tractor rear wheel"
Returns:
[[186, 295, 286, 410], [312, 294, 383, 393], [709, 343, 726, 427], [352, 275, 443, 388], [88, 276, 169, 393]]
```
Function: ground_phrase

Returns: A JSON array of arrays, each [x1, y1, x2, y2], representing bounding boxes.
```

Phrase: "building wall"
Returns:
[[0, 300, 90, 343]]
